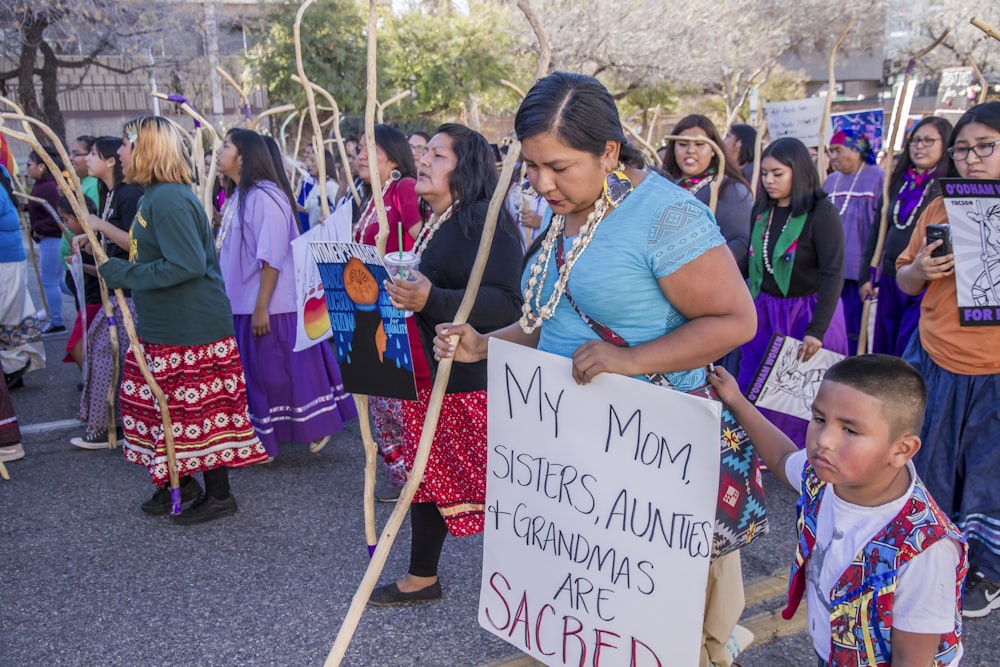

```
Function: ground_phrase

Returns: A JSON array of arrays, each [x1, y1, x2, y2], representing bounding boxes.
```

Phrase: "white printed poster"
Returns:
[[763, 97, 832, 147], [480, 339, 721, 667], [940, 178, 1000, 325], [746, 334, 845, 421], [291, 203, 353, 351]]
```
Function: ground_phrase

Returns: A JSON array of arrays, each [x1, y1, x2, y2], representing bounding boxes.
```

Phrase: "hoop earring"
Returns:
[[389, 168, 402, 182]]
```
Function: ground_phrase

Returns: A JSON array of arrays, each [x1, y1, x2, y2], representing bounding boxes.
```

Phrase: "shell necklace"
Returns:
[[413, 203, 455, 256], [761, 208, 791, 276], [520, 196, 611, 333], [215, 193, 238, 253], [834, 164, 865, 216], [892, 178, 930, 231]]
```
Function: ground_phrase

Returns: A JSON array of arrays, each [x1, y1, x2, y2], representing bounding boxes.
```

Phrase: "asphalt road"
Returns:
[[2, 292, 998, 666]]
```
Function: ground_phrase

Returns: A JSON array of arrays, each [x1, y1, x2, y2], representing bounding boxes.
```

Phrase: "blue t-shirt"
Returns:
[[0, 166, 25, 263], [522, 171, 725, 390]]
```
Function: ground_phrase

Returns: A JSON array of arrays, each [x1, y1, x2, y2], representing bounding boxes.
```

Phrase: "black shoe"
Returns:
[[70, 428, 125, 450], [964, 569, 1000, 618], [4, 363, 28, 390], [40, 324, 67, 336], [172, 494, 238, 525], [140, 477, 203, 515], [368, 581, 442, 606], [375, 483, 402, 503]]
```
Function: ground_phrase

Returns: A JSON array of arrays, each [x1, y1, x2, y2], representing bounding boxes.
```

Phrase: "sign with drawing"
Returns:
[[746, 335, 845, 421], [831, 108, 885, 152], [940, 178, 1000, 326], [480, 339, 721, 667]]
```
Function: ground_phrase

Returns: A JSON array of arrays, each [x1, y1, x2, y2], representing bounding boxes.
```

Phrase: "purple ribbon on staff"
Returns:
[[106, 316, 116, 327], [166, 94, 201, 128]]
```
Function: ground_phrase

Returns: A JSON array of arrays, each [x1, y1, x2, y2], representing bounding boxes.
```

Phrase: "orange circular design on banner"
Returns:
[[343, 257, 379, 305]]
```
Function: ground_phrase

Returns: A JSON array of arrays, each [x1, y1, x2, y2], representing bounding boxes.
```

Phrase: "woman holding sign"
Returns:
[[431, 73, 757, 667], [896, 102, 1000, 618], [371, 124, 523, 605], [214, 128, 355, 460], [859, 117, 952, 356]]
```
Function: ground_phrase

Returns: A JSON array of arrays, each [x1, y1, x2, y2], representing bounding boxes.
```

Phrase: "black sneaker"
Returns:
[[140, 477, 203, 515], [963, 569, 1000, 618], [70, 428, 125, 450], [4, 363, 28, 390], [40, 324, 67, 336], [172, 494, 238, 525], [375, 483, 402, 503]]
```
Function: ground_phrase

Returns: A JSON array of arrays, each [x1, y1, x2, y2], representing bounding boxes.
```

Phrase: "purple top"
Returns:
[[219, 181, 299, 315], [823, 164, 884, 281]]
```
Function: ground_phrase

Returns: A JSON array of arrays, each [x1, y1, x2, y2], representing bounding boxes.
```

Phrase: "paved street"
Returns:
[[2, 292, 998, 666]]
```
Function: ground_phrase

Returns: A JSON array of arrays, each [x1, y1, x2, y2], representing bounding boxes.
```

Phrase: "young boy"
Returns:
[[708, 355, 968, 666]]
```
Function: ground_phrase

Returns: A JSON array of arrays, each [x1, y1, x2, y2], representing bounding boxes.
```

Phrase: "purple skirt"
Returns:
[[872, 274, 923, 357], [234, 312, 357, 457], [738, 292, 848, 449]]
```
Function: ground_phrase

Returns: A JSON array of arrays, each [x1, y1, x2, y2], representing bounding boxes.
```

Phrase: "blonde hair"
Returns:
[[126, 116, 194, 186]]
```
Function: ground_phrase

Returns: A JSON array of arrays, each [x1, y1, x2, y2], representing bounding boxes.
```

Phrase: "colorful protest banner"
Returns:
[[831, 108, 885, 152], [480, 339, 720, 667], [939, 178, 1000, 326], [311, 241, 417, 400], [747, 334, 845, 421], [292, 204, 353, 351], [763, 98, 832, 147]]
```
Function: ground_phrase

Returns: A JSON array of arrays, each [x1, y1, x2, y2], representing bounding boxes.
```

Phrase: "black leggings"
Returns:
[[202, 467, 230, 499], [408, 502, 448, 578]]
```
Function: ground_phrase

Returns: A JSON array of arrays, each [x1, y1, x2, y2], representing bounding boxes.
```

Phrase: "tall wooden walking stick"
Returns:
[[251, 103, 297, 132], [968, 57, 989, 106], [817, 20, 853, 178], [971, 17, 1000, 42], [858, 29, 949, 355], [324, 138, 523, 667], [215, 66, 253, 128], [0, 115, 184, 507], [293, 0, 331, 220], [750, 120, 768, 198]]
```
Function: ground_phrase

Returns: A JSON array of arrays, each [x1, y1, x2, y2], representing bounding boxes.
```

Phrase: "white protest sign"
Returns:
[[291, 203, 353, 351], [763, 98, 832, 147], [480, 339, 721, 667]]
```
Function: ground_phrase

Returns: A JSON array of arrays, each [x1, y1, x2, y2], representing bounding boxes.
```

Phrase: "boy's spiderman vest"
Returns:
[[783, 465, 968, 666]]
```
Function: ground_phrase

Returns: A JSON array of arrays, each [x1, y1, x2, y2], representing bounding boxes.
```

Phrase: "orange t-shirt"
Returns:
[[896, 197, 1000, 375]]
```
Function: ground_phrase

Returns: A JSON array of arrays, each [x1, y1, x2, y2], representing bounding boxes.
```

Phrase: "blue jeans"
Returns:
[[37, 236, 64, 326]]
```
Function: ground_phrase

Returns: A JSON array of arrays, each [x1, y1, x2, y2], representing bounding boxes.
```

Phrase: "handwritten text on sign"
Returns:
[[763, 97, 832, 147], [480, 340, 721, 667]]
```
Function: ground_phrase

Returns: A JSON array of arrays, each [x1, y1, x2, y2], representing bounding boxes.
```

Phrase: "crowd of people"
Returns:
[[1, 71, 998, 666]]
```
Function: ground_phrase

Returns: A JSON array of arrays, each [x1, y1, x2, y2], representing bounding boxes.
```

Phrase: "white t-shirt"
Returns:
[[784, 450, 962, 663]]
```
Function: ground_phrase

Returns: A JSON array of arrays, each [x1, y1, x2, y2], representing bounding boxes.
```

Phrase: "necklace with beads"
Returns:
[[834, 164, 865, 215], [354, 179, 393, 243], [891, 177, 930, 231], [762, 208, 791, 276], [412, 203, 455, 256], [519, 197, 611, 333]]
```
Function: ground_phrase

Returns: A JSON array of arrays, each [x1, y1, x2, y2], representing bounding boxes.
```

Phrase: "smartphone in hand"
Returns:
[[926, 224, 952, 258]]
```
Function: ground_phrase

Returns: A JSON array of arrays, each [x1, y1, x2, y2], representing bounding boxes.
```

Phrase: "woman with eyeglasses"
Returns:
[[896, 101, 1000, 619], [858, 117, 953, 355]]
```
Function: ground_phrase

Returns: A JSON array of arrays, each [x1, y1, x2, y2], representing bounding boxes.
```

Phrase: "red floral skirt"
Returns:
[[120, 336, 268, 485], [401, 388, 487, 537]]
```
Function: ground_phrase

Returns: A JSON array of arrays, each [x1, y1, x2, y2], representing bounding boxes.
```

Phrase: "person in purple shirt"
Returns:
[[215, 129, 356, 459]]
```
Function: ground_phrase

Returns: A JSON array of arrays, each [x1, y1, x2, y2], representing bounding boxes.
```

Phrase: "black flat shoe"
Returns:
[[368, 581, 442, 606], [171, 494, 238, 525], [140, 477, 203, 515], [5, 363, 29, 390]]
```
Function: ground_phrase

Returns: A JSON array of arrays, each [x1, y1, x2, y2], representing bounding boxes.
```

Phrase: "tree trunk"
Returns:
[[17, 17, 46, 141], [39, 42, 66, 145]]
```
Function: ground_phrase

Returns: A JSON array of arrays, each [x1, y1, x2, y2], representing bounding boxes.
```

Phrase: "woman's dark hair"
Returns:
[[75, 135, 96, 152], [663, 114, 748, 191], [29, 146, 64, 175], [92, 136, 124, 216], [514, 72, 646, 169], [432, 123, 518, 240], [409, 131, 430, 142], [752, 137, 827, 218], [321, 149, 337, 180], [728, 124, 757, 166], [58, 194, 98, 217], [226, 129, 289, 226], [888, 116, 953, 189], [947, 101, 1000, 177], [370, 124, 416, 180], [261, 135, 298, 215]]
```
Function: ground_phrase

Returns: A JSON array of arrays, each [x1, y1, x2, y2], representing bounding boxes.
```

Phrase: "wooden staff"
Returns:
[[499, 79, 526, 99], [858, 29, 949, 355], [660, 133, 727, 214], [0, 115, 184, 500], [750, 120, 768, 199], [251, 104, 297, 132], [215, 65, 253, 128], [279, 109, 299, 154], [971, 17, 1000, 42], [290, 75, 361, 207], [376, 90, 411, 125], [516, 0, 550, 80], [324, 138, 523, 667], [968, 57, 989, 106], [293, 0, 331, 220], [817, 20, 853, 178]]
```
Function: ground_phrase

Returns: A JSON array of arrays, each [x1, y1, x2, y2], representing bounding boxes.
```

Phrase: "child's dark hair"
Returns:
[[58, 194, 98, 217], [823, 354, 926, 438]]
